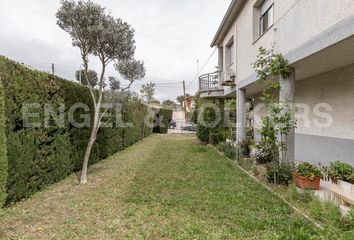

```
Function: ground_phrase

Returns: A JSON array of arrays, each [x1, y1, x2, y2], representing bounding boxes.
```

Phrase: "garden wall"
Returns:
[[0, 56, 153, 206]]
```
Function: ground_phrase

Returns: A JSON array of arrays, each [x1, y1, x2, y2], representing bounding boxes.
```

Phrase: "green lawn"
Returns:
[[0, 135, 351, 239]]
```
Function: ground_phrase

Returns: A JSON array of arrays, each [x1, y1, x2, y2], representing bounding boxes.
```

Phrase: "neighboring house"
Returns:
[[199, 0, 354, 165], [183, 96, 197, 113]]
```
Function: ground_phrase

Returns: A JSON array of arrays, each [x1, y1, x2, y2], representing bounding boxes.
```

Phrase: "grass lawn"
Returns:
[[0, 134, 351, 239]]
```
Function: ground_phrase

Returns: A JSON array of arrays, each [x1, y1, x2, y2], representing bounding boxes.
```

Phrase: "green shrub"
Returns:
[[216, 142, 227, 152], [294, 162, 322, 180], [327, 161, 354, 184], [0, 76, 7, 207], [153, 108, 172, 134], [216, 142, 238, 160], [0, 56, 153, 205], [266, 163, 293, 185], [196, 122, 209, 143]]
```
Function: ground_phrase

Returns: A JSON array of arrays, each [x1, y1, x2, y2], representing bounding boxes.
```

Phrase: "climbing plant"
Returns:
[[252, 47, 290, 104], [252, 47, 296, 184]]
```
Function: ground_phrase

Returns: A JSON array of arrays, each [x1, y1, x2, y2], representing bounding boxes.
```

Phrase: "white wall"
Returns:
[[295, 64, 354, 140], [219, 0, 354, 83], [252, 64, 354, 140]]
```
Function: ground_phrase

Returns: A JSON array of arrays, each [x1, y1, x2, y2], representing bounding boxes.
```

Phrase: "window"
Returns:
[[259, 2, 274, 35], [226, 38, 235, 68]]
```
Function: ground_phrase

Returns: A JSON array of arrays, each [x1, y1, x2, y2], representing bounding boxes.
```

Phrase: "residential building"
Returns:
[[183, 96, 197, 113], [199, 0, 354, 165]]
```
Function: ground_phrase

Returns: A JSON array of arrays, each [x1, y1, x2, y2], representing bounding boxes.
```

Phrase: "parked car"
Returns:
[[182, 123, 196, 131], [169, 120, 177, 129]]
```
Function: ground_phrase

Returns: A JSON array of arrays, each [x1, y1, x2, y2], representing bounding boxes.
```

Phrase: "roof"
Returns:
[[210, 0, 246, 47]]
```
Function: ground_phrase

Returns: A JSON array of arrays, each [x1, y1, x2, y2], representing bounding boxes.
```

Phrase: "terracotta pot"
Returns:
[[292, 172, 321, 190]]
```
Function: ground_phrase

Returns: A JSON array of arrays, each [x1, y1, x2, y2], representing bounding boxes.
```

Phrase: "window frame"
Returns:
[[226, 37, 235, 69], [259, 3, 274, 36]]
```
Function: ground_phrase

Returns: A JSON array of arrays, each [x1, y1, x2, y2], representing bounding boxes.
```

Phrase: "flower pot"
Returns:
[[292, 172, 321, 190]]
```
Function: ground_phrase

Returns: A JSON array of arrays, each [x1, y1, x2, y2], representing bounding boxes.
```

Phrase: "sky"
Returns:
[[0, 0, 231, 102]]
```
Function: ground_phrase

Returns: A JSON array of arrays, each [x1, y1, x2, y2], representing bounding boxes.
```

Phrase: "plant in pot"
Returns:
[[326, 161, 354, 184], [292, 162, 322, 190], [325, 161, 354, 200]]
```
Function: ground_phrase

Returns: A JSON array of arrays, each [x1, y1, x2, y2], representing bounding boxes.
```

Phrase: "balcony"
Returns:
[[198, 72, 220, 92], [198, 71, 237, 99]]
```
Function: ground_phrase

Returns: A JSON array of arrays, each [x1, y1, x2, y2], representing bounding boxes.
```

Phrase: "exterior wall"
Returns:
[[295, 64, 354, 140], [218, 0, 354, 83], [295, 64, 354, 165], [252, 64, 354, 165]]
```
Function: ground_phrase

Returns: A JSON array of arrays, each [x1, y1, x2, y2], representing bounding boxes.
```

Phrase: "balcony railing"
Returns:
[[199, 72, 220, 92]]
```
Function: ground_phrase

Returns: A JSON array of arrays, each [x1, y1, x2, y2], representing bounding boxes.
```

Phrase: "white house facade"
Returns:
[[199, 0, 354, 165]]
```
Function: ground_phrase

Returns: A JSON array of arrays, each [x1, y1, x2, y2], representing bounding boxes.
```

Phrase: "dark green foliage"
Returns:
[[196, 121, 209, 143], [294, 162, 322, 179], [326, 161, 354, 184], [153, 108, 172, 134], [196, 99, 228, 144], [266, 163, 293, 185], [0, 75, 7, 207], [0, 56, 152, 205]]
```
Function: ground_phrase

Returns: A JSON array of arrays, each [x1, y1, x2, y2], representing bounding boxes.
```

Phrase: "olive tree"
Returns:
[[140, 82, 156, 103], [56, 0, 136, 183]]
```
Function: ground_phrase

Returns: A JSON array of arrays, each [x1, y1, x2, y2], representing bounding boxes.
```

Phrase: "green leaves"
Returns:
[[252, 47, 289, 104], [115, 59, 146, 90], [327, 161, 354, 183], [140, 82, 155, 103], [294, 162, 322, 179], [0, 63, 7, 208], [0, 57, 153, 205], [253, 48, 296, 184]]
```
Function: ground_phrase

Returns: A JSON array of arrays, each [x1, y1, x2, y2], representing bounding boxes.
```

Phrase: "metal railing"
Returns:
[[198, 72, 220, 92]]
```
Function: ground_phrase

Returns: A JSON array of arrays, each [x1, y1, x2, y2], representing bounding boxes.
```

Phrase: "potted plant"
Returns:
[[326, 161, 354, 184], [325, 161, 354, 200], [292, 162, 322, 190]]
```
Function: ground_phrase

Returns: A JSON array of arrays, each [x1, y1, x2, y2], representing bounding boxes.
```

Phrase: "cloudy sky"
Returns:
[[0, 0, 231, 101]]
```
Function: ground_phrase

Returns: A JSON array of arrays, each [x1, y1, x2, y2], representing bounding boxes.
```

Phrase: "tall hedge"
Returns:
[[153, 108, 173, 134], [0, 71, 7, 207], [0, 56, 153, 206]]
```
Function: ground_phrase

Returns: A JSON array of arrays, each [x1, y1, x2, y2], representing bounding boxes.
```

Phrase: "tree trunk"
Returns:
[[80, 58, 106, 184], [80, 128, 96, 184], [80, 105, 100, 184]]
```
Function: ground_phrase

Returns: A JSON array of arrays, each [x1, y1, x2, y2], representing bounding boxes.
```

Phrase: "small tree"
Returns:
[[75, 69, 98, 87], [140, 82, 155, 103], [57, 0, 136, 183], [252, 47, 296, 184]]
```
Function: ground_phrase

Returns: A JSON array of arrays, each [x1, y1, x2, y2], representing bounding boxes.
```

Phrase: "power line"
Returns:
[[186, 47, 217, 89]]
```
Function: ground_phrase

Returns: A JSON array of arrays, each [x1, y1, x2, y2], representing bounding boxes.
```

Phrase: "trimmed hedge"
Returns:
[[0, 56, 153, 206], [0, 73, 7, 207], [153, 108, 173, 134], [196, 98, 228, 144]]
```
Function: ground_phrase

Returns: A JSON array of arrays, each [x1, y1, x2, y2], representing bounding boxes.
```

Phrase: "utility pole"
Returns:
[[183, 80, 187, 124], [51, 63, 55, 75], [197, 59, 200, 76]]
